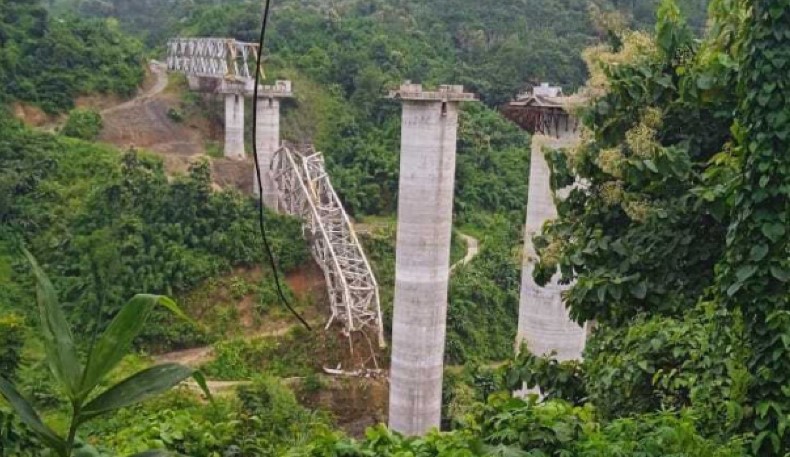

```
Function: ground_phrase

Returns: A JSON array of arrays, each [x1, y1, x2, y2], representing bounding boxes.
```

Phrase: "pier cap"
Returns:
[[247, 79, 294, 97], [388, 81, 476, 102]]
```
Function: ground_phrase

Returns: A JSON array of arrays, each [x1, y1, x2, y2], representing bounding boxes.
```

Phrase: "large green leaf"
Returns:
[[0, 376, 65, 454], [22, 249, 83, 399], [79, 295, 192, 398], [78, 364, 211, 423]]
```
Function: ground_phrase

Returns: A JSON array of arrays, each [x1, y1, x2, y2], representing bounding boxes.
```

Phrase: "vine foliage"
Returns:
[[716, 1, 790, 454]]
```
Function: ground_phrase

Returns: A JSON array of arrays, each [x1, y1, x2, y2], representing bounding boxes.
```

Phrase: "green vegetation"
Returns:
[[0, 407, 44, 457], [6, 0, 790, 456], [61, 109, 103, 140], [522, 0, 790, 455], [0, 116, 308, 349], [292, 397, 744, 456], [201, 327, 342, 380], [0, 0, 144, 113], [0, 313, 25, 380], [446, 220, 521, 363], [716, 0, 790, 453], [0, 251, 209, 457], [81, 376, 329, 456], [604, 0, 709, 31], [504, 349, 587, 406]]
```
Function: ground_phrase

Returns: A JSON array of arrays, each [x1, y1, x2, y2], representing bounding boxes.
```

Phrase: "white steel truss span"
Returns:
[[166, 38, 258, 81], [271, 145, 385, 348]]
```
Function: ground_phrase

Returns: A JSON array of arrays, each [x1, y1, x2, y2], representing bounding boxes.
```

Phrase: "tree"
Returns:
[[0, 0, 144, 113], [61, 108, 103, 140], [534, 0, 735, 326], [527, 0, 790, 453]]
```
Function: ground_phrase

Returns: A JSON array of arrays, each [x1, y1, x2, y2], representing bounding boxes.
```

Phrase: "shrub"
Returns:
[[294, 397, 747, 456], [166, 108, 184, 122], [85, 378, 329, 457], [237, 376, 329, 452], [502, 347, 587, 406], [61, 108, 103, 140], [0, 313, 25, 380], [482, 398, 740, 456], [201, 338, 265, 380], [204, 141, 223, 158], [257, 276, 295, 315], [84, 389, 240, 457], [201, 327, 327, 380], [583, 307, 749, 438]]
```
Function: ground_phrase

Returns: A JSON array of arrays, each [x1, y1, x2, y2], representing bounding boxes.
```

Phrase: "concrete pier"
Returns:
[[253, 80, 292, 208], [224, 92, 245, 160], [517, 128, 587, 361], [388, 83, 475, 436]]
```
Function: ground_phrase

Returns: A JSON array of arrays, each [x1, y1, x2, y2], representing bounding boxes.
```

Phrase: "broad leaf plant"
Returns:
[[0, 250, 210, 457]]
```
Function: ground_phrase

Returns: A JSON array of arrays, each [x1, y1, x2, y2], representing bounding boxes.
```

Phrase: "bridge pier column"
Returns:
[[516, 128, 587, 363], [224, 93, 245, 160], [251, 81, 292, 208], [388, 83, 475, 436], [254, 97, 281, 206]]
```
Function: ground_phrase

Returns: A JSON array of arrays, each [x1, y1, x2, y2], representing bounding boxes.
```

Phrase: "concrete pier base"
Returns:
[[388, 83, 475, 436], [224, 93, 245, 160], [516, 130, 587, 362]]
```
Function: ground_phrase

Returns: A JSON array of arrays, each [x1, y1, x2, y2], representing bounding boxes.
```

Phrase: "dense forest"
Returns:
[[4, 0, 790, 456], [0, 0, 144, 113]]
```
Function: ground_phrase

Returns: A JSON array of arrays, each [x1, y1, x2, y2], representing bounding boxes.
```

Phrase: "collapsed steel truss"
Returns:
[[166, 38, 258, 81], [271, 145, 385, 348]]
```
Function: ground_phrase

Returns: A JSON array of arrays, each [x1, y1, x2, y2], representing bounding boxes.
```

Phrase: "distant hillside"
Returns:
[[0, 0, 144, 113], [52, 0, 708, 102]]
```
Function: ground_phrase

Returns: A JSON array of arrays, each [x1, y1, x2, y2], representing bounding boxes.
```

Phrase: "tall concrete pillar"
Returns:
[[254, 97, 279, 202], [388, 83, 475, 436], [251, 80, 292, 208], [516, 127, 587, 362], [224, 92, 245, 160]]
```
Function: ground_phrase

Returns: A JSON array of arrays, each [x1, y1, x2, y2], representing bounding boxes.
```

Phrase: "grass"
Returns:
[[204, 141, 223, 158], [200, 326, 343, 380]]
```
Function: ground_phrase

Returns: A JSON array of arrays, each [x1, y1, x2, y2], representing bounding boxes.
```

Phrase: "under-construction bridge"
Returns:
[[169, 35, 586, 434], [166, 37, 385, 360], [271, 145, 384, 350], [166, 37, 259, 81]]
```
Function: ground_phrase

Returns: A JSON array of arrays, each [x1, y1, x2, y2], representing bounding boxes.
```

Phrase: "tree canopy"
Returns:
[[0, 0, 144, 113]]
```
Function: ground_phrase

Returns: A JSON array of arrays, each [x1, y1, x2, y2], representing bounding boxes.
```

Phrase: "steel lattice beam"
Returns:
[[271, 146, 385, 348], [166, 38, 258, 81]]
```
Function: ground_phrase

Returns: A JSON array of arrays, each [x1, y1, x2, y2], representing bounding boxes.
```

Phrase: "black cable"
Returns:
[[251, 0, 312, 331]]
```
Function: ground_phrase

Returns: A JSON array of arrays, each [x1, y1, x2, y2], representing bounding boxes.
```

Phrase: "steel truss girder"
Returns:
[[166, 38, 258, 81], [271, 146, 385, 347]]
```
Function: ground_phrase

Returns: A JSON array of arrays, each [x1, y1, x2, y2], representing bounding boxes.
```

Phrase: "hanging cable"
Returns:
[[251, 0, 312, 331]]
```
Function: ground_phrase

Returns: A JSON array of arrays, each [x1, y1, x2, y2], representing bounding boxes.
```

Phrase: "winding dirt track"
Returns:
[[153, 324, 312, 368], [154, 323, 321, 394], [102, 61, 169, 115], [98, 60, 206, 162], [451, 233, 481, 271], [98, 61, 255, 190]]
